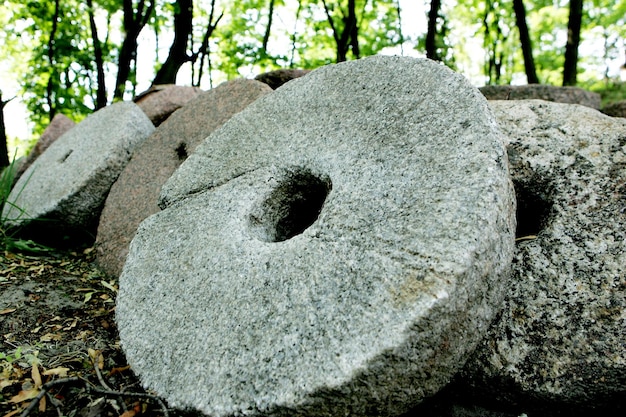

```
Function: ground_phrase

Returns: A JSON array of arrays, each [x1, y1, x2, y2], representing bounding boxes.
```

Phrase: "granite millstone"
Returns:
[[462, 100, 626, 405], [2, 102, 154, 245], [117, 56, 516, 416], [95, 79, 272, 277]]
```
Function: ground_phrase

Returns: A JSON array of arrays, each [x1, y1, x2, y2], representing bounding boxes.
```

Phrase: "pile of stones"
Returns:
[[3, 56, 625, 417]]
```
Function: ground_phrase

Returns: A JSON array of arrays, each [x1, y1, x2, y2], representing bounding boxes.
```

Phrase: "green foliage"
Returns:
[[0, 154, 52, 254]]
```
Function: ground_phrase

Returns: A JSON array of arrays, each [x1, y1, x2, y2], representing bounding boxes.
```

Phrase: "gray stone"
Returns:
[[95, 79, 272, 278], [117, 56, 516, 416], [479, 85, 601, 109], [462, 100, 626, 405], [2, 102, 154, 245], [602, 100, 626, 118], [15, 113, 76, 183], [135, 84, 202, 126]]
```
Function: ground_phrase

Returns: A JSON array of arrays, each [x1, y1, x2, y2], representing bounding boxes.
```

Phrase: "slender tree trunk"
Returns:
[[114, 0, 155, 99], [153, 0, 193, 85], [289, 0, 302, 68], [395, 0, 404, 55], [0, 93, 11, 169], [87, 0, 107, 109], [563, 0, 583, 86], [425, 0, 441, 60], [262, 0, 275, 53], [513, 0, 538, 83], [46, 0, 61, 121], [193, 0, 223, 87]]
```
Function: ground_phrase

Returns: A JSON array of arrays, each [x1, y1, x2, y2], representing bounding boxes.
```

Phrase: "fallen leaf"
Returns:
[[9, 388, 39, 403], [101, 280, 118, 293], [63, 319, 78, 330], [2, 409, 23, 417], [43, 366, 70, 378], [0, 379, 18, 389], [39, 333, 63, 342], [88, 349, 104, 369], [0, 308, 16, 315], [32, 365, 42, 388], [42, 367, 69, 377], [108, 365, 131, 377]]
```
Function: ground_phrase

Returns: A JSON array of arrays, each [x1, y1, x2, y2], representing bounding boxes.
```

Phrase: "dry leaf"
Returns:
[[0, 308, 16, 315], [40, 333, 63, 342], [39, 394, 46, 412], [31, 365, 42, 388], [42, 367, 70, 377], [108, 365, 131, 377], [9, 388, 39, 403], [101, 280, 118, 293]]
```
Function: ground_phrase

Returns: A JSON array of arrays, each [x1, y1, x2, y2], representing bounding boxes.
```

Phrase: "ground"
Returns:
[[1, 249, 624, 417], [0, 248, 191, 417]]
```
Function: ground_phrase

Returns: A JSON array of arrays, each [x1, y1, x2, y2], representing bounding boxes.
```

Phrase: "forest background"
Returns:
[[0, 0, 625, 169]]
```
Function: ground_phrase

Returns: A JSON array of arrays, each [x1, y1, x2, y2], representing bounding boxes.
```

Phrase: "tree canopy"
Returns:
[[0, 0, 625, 166]]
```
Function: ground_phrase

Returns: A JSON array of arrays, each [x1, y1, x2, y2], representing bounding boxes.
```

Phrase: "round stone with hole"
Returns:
[[116, 56, 516, 417]]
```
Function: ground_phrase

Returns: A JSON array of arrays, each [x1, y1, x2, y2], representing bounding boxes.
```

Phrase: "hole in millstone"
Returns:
[[248, 167, 332, 243], [58, 149, 73, 163], [513, 179, 554, 239], [175, 143, 188, 161]]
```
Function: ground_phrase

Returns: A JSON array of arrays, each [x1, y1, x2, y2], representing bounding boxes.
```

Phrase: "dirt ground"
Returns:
[[0, 248, 196, 417], [1, 249, 624, 417]]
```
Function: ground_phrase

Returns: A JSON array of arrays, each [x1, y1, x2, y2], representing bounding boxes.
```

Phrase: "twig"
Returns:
[[92, 352, 126, 413], [85, 385, 170, 417], [19, 377, 82, 417]]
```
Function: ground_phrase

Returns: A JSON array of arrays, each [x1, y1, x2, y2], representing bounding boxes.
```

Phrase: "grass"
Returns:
[[0, 154, 51, 254]]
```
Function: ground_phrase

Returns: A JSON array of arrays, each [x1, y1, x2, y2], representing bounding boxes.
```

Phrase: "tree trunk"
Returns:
[[322, 0, 358, 63], [46, 0, 61, 122], [289, 0, 303, 68], [192, 0, 223, 87], [87, 0, 107, 109], [153, 0, 193, 85], [114, 0, 155, 99], [0, 93, 11, 169], [425, 0, 441, 61], [513, 0, 539, 83], [563, 0, 583, 86], [262, 0, 275, 53]]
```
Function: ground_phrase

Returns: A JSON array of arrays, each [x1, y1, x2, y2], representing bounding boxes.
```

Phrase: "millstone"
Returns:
[[462, 100, 626, 405], [116, 56, 516, 416], [2, 102, 154, 244]]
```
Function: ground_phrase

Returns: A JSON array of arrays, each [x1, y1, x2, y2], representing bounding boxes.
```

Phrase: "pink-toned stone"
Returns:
[[602, 100, 626, 118], [135, 84, 202, 126], [95, 79, 273, 277], [479, 84, 601, 109], [254, 69, 311, 90], [15, 114, 75, 182]]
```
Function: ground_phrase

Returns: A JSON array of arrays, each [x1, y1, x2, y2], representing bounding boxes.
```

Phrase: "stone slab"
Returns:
[[95, 79, 272, 277], [135, 84, 202, 126], [602, 99, 626, 118], [254, 69, 311, 89], [2, 102, 154, 245], [479, 85, 601, 109], [462, 100, 626, 405], [15, 113, 76, 183], [117, 56, 516, 416]]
